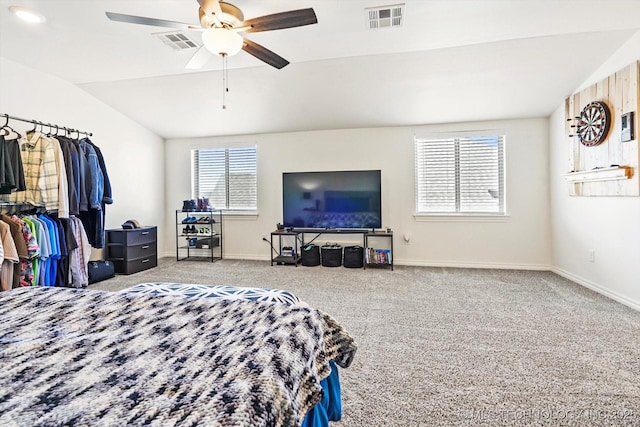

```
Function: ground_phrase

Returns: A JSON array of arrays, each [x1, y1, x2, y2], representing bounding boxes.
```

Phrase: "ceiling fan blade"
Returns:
[[243, 8, 317, 33], [105, 12, 194, 31], [242, 39, 289, 69], [185, 46, 211, 69]]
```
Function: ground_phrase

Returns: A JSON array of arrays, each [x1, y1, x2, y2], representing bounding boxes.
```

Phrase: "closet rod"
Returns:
[[0, 112, 93, 137]]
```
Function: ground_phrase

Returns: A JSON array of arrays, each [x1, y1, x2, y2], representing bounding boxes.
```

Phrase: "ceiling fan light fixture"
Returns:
[[201, 28, 243, 56], [9, 5, 46, 23]]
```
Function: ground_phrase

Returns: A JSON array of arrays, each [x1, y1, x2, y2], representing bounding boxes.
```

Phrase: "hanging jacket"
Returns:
[[71, 138, 90, 212], [79, 138, 104, 210], [87, 140, 112, 205]]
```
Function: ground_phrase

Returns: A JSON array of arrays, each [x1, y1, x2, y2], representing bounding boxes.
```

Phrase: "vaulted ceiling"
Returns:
[[1, 0, 639, 139]]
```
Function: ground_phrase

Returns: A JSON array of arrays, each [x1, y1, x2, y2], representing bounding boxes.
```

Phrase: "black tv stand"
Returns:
[[272, 228, 393, 270]]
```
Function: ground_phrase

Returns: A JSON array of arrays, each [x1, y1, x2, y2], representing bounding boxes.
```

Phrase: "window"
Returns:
[[415, 135, 505, 214], [192, 146, 257, 211]]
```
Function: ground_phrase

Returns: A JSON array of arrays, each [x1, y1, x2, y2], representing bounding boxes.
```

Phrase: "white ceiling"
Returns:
[[1, 0, 639, 139]]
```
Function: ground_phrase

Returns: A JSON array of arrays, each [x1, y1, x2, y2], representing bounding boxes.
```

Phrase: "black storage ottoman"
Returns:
[[343, 245, 364, 268], [301, 244, 321, 267], [321, 244, 343, 267]]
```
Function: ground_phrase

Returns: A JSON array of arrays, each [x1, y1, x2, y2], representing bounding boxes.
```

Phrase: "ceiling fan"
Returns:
[[105, 0, 318, 70]]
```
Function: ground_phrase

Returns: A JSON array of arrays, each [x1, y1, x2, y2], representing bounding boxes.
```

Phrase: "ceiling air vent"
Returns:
[[366, 4, 404, 29], [154, 31, 199, 50]]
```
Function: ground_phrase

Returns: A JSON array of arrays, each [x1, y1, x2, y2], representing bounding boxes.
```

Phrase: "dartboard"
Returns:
[[576, 101, 611, 147]]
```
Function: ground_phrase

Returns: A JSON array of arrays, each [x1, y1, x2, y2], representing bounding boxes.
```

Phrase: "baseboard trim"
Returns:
[[551, 267, 640, 312], [166, 251, 550, 270], [223, 254, 269, 261], [163, 252, 269, 262], [396, 259, 551, 270]]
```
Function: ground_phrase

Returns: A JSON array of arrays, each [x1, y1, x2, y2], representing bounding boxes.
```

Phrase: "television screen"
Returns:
[[282, 170, 382, 229]]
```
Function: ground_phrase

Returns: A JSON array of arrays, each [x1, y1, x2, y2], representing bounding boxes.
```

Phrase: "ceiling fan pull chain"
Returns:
[[222, 53, 228, 109]]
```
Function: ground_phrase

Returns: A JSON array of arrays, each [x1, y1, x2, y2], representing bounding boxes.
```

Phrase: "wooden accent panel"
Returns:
[[565, 61, 639, 196]]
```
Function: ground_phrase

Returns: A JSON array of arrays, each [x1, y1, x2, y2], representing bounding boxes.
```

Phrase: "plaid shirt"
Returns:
[[8, 132, 59, 211]]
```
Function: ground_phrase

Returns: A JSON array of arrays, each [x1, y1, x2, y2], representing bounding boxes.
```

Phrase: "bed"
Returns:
[[0, 284, 357, 426]]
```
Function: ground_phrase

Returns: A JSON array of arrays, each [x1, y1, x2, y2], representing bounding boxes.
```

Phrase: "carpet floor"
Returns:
[[91, 258, 640, 426]]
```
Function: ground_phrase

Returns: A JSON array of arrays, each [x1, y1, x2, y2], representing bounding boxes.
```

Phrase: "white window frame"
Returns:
[[414, 133, 506, 218], [191, 146, 258, 214]]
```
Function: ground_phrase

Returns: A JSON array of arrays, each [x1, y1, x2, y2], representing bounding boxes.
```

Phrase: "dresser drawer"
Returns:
[[112, 254, 157, 275], [108, 242, 157, 260], [106, 227, 157, 246]]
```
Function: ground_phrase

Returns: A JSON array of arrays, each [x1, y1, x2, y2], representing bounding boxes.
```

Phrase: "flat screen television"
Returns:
[[282, 170, 381, 230]]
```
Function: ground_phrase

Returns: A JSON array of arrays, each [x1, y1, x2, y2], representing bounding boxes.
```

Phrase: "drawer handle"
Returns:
[[141, 259, 150, 263], [141, 231, 150, 235], [142, 245, 149, 249]]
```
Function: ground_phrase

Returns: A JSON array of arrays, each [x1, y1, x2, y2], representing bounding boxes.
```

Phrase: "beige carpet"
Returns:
[[91, 258, 640, 426]]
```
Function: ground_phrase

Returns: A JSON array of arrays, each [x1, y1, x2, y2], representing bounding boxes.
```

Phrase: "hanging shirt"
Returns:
[[0, 135, 16, 194], [69, 216, 90, 288], [6, 132, 59, 211], [21, 217, 39, 286], [50, 137, 70, 218], [54, 218, 68, 287], [8, 215, 38, 287], [59, 218, 77, 287], [57, 136, 79, 216], [28, 216, 49, 287], [0, 136, 26, 194], [1, 215, 28, 289], [0, 221, 18, 292], [39, 215, 59, 287]]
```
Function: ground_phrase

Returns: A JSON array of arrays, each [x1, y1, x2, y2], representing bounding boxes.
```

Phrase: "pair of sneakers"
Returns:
[[183, 225, 197, 234]]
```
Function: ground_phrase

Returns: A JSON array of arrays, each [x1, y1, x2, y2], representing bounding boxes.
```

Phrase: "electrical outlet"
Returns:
[[588, 249, 595, 263]]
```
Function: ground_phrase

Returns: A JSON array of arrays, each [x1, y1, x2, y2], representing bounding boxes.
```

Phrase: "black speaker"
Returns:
[[302, 244, 320, 267], [321, 244, 343, 267], [343, 245, 364, 268]]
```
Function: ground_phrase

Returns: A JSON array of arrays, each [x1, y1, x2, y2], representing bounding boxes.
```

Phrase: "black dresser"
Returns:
[[106, 226, 158, 274]]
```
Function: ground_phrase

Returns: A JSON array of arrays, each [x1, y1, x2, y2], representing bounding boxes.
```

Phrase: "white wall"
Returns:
[[0, 57, 165, 256], [550, 31, 640, 310], [166, 118, 551, 269]]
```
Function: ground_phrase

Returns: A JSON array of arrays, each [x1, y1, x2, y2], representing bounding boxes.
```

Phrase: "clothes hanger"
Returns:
[[0, 115, 19, 138], [0, 115, 9, 134], [26, 120, 39, 137]]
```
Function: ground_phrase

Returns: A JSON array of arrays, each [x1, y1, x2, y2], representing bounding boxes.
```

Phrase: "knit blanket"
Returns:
[[0, 287, 357, 427]]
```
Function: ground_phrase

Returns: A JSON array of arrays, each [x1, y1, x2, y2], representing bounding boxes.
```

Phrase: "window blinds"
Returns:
[[415, 135, 505, 214], [192, 146, 257, 210]]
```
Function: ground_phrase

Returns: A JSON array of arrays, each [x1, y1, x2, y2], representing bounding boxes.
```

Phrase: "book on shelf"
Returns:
[[365, 248, 392, 264]]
